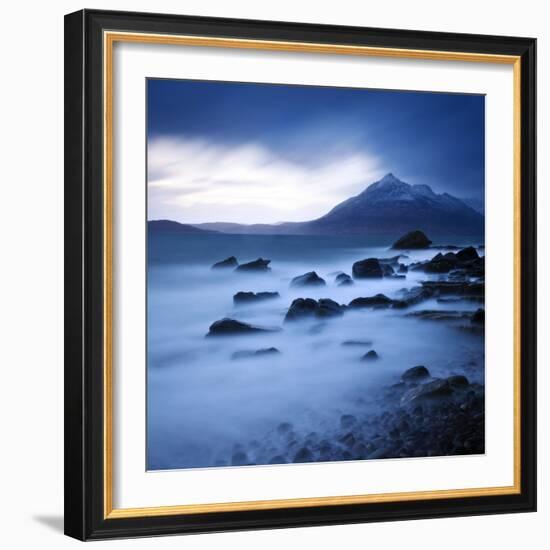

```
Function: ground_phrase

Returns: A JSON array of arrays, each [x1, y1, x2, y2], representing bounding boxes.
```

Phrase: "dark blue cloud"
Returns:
[[148, 79, 484, 199]]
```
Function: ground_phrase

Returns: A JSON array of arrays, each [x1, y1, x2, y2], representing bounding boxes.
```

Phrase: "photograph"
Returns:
[[146, 79, 486, 471]]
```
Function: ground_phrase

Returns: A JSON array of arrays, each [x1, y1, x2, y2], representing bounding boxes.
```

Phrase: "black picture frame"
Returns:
[[64, 8, 537, 541]]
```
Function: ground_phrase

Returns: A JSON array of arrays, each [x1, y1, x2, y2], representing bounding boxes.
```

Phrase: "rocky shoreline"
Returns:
[[204, 230, 485, 467]]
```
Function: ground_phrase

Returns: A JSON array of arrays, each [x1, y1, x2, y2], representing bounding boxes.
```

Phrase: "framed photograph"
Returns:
[[64, 9, 536, 541]]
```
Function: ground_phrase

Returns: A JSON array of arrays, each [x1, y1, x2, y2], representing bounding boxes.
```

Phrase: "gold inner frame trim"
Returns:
[[103, 30, 522, 520]]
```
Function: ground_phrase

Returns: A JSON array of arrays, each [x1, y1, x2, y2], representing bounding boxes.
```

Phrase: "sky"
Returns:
[[147, 79, 485, 224]]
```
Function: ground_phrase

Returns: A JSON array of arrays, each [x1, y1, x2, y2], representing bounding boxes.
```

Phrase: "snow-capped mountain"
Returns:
[[192, 173, 484, 239]]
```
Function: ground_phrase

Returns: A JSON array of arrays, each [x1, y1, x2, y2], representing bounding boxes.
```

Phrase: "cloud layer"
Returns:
[[148, 137, 383, 224]]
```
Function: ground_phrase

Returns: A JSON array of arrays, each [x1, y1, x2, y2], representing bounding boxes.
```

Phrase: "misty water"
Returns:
[[147, 233, 484, 470]]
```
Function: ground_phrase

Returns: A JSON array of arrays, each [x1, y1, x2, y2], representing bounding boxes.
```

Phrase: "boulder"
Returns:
[[290, 271, 326, 287], [402, 365, 431, 382], [352, 258, 384, 279], [284, 298, 343, 321], [398, 263, 408, 274], [233, 291, 280, 305], [401, 378, 453, 404], [456, 246, 480, 262], [317, 298, 345, 318], [348, 294, 393, 309], [447, 375, 470, 388], [206, 318, 279, 337], [362, 350, 379, 361], [392, 286, 434, 309], [335, 273, 353, 286], [212, 256, 238, 269], [391, 230, 432, 249], [406, 310, 471, 322], [235, 258, 271, 272], [231, 347, 280, 360], [420, 280, 485, 297]]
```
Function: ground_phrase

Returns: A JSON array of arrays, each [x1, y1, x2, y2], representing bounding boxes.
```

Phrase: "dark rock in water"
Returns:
[[233, 291, 280, 305], [392, 286, 434, 309], [277, 422, 293, 435], [317, 298, 345, 318], [340, 414, 357, 429], [362, 350, 379, 361], [206, 318, 279, 337], [290, 271, 326, 287], [212, 256, 238, 269], [447, 375, 470, 388], [335, 272, 351, 283], [456, 246, 479, 262], [285, 297, 317, 321], [421, 280, 485, 297], [402, 365, 431, 382], [401, 378, 453, 404], [341, 340, 373, 347], [398, 263, 408, 273], [293, 447, 313, 463], [284, 298, 344, 322], [235, 258, 271, 272], [406, 310, 471, 322], [352, 258, 384, 279], [348, 294, 393, 309], [231, 347, 280, 360], [392, 230, 432, 249], [231, 451, 249, 466], [471, 308, 485, 325], [335, 273, 354, 286]]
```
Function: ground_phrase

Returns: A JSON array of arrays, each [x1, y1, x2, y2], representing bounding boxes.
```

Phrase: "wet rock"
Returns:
[[398, 263, 408, 274], [212, 256, 238, 269], [284, 298, 344, 322], [401, 378, 453, 404], [352, 258, 384, 279], [402, 365, 431, 382], [471, 308, 485, 325], [362, 350, 379, 361], [341, 340, 373, 347], [406, 310, 472, 322], [206, 318, 279, 337], [235, 258, 271, 272], [456, 246, 480, 262], [340, 414, 357, 429], [348, 294, 394, 309], [392, 230, 432, 249], [447, 375, 470, 388], [293, 447, 314, 463], [335, 273, 353, 286], [392, 286, 434, 308], [421, 280, 484, 297], [290, 271, 326, 287], [233, 291, 280, 304], [231, 347, 280, 360]]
